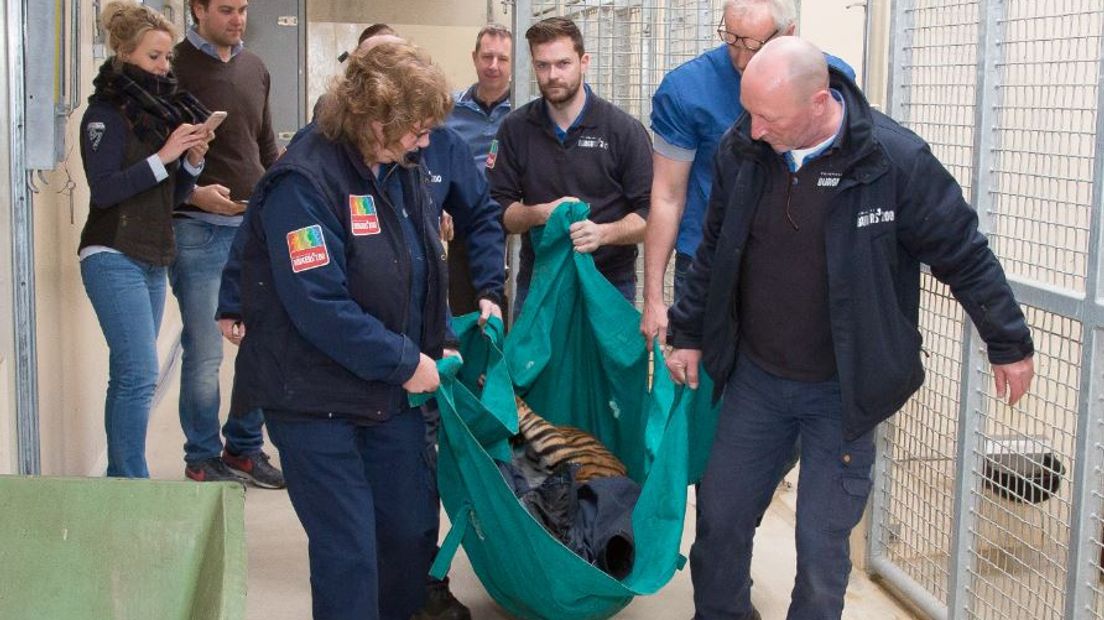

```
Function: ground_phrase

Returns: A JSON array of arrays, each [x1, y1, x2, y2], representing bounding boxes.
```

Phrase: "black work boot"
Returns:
[[411, 578, 471, 620]]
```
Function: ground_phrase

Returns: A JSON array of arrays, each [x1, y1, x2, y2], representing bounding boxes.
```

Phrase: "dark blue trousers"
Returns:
[[691, 354, 875, 620], [267, 409, 438, 620]]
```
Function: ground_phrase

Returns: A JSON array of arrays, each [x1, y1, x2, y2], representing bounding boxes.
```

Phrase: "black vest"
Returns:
[[79, 109, 178, 266]]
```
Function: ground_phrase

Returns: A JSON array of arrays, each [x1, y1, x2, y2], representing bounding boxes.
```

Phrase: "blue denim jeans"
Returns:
[[513, 277, 635, 323], [81, 252, 167, 478], [678, 251, 801, 526], [267, 409, 438, 620], [169, 218, 264, 464], [691, 354, 875, 620]]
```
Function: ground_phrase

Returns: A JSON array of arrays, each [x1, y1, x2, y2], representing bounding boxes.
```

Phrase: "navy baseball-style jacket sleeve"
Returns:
[[217, 213, 249, 320], [894, 135, 1033, 364], [81, 104, 164, 208], [260, 173, 422, 384], [441, 136, 506, 301]]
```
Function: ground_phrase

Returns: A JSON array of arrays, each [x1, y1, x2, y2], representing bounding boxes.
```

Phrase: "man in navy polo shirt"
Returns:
[[487, 17, 652, 318]]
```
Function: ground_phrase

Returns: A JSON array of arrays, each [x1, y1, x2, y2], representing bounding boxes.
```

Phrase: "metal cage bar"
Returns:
[[1065, 14, 1104, 618], [11, 0, 40, 475], [1067, 332, 1104, 618], [875, 0, 1104, 618], [951, 1, 1002, 614]]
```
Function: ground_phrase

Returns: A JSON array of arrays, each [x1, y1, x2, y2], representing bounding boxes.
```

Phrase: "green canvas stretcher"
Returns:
[[424, 201, 720, 620]]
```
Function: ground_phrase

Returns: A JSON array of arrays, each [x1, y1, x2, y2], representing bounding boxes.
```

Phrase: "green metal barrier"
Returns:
[[0, 476, 246, 619]]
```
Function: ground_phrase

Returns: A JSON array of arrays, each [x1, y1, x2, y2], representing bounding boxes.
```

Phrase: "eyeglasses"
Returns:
[[716, 18, 778, 52]]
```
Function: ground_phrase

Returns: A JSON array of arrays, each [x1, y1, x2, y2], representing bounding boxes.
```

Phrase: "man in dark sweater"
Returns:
[[170, 0, 284, 488], [487, 17, 652, 318]]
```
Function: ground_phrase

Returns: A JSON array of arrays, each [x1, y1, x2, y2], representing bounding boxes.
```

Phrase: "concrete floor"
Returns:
[[144, 339, 918, 619]]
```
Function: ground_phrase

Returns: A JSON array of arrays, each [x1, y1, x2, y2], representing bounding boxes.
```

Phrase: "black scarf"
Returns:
[[89, 59, 210, 148]]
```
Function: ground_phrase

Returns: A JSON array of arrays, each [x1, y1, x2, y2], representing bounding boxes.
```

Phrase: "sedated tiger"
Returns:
[[513, 395, 628, 483]]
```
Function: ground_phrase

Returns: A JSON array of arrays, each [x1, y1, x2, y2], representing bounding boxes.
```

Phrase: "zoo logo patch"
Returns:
[[349, 195, 381, 236], [286, 225, 330, 273]]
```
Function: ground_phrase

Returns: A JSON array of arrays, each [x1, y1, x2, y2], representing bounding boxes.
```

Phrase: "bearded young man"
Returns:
[[486, 17, 653, 317]]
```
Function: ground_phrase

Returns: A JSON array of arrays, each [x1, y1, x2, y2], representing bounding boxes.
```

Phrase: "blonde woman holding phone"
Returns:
[[79, 0, 214, 478]]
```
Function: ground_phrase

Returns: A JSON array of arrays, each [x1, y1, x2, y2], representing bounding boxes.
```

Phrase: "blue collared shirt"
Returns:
[[446, 85, 512, 173], [186, 27, 244, 61]]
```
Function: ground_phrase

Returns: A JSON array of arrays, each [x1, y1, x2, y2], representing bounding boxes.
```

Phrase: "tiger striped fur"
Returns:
[[514, 395, 628, 483]]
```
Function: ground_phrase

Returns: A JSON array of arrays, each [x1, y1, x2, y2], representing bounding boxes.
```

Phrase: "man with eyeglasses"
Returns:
[[666, 37, 1034, 619], [640, 0, 852, 346]]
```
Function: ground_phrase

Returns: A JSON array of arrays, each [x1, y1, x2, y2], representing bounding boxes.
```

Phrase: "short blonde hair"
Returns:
[[317, 41, 452, 164], [102, 0, 177, 64]]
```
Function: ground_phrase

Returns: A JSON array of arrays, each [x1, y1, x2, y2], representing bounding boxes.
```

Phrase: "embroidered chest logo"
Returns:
[[87, 122, 106, 152], [286, 225, 330, 273], [856, 208, 895, 228], [485, 139, 499, 170], [577, 136, 609, 150], [817, 172, 841, 188], [349, 195, 382, 236]]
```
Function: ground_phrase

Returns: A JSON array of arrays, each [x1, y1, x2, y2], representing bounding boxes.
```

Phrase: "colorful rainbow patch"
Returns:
[[349, 194, 381, 236], [286, 224, 330, 273]]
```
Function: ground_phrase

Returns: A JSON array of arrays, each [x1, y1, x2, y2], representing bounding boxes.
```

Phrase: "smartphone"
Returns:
[[202, 111, 228, 132]]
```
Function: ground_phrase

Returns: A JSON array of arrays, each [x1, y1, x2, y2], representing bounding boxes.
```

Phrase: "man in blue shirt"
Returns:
[[447, 23, 513, 170], [640, 0, 852, 348]]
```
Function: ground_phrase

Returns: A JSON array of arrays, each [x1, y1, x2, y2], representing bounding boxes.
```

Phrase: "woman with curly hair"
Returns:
[[226, 40, 453, 619]]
